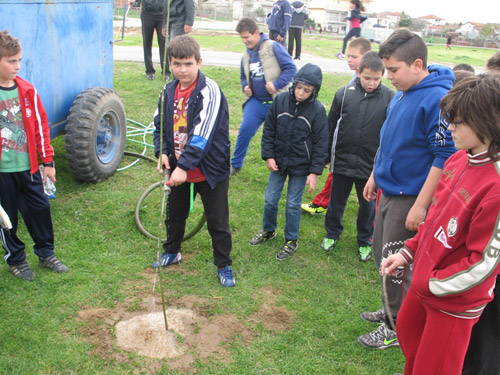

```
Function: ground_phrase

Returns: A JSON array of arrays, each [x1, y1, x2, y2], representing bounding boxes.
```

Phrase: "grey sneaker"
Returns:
[[360, 307, 386, 323], [358, 323, 399, 349], [276, 240, 298, 260], [230, 166, 241, 176], [146, 73, 155, 80], [250, 230, 276, 245], [358, 246, 372, 262], [321, 237, 336, 252], [9, 260, 35, 281], [39, 255, 69, 273]]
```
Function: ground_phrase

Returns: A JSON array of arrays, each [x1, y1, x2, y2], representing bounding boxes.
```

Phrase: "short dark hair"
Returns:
[[348, 37, 372, 55], [440, 73, 500, 160], [236, 17, 259, 34], [359, 51, 384, 74], [378, 28, 427, 68], [453, 63, 475, 73], [167, 35, 201, 62], [453, 70, 473, 86], [0, 30, 21, 59], [486, 50, 500, 73]]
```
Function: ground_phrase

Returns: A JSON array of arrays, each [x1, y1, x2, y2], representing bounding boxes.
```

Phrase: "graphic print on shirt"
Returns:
[[249, 61, 265, 82], [173, 95, 190, 159], [0, 94, 27, 154]]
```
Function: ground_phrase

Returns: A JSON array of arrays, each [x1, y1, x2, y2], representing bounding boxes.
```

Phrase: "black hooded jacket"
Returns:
[[261, 63, 328, 176]]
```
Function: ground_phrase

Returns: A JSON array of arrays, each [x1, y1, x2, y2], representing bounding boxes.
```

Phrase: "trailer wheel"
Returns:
[[65, 87, 126, 182]]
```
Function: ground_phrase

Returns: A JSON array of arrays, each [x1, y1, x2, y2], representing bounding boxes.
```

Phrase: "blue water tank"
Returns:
[[0, 0, 114, 138]]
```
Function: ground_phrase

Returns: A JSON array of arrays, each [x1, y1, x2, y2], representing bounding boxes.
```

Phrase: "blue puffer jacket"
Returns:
[[261, 63, 329, 176], [153, 71, 230, 188]]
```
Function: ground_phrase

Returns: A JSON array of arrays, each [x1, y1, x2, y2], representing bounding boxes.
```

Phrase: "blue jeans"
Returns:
[[231, 96, 271, 168], [263, 171, 307, 241]]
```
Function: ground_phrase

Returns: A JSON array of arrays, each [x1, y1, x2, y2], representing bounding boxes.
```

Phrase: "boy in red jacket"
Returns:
[[382, 73, 500, 375], [0, 31, 68, 281]]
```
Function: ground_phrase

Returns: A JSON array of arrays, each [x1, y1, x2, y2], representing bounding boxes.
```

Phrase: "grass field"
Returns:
[[117, 31, 496, 69], [0, 62, 410, 374]]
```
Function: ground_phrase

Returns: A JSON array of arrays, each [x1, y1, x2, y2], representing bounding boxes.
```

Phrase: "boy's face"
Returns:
[[382, 56, 421, 92], [346, 46, 363, 71], [294, 82, 314, 102], [448, 120, 489, 155], [0, 51, 22, 86], [357, 67, 383, 93], [239, 30, 261, 51], [169, 55, 202, 89]]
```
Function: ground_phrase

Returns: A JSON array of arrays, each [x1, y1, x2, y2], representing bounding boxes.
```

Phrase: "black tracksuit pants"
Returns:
[[0, 170, 54, 265], [141, 11, 166, 75], [163, 178, 232, 268]]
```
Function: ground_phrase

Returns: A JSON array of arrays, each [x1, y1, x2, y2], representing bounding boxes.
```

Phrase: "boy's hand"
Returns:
[[381, 254, 406, 276], [406, 203, 426, 231], [184, 24, 192, 34], [43, 166, 56, 183], [363, 172, 377, 201], [157, 154, 170, 173], [265, 82, 276, 95], [243, 85, 252, 97], [276, 35, 284, 43], [266, 158, 279, 172], [306, 173, 317, 193], [162, 27, 166, 37], [168, 168, 187, 187]]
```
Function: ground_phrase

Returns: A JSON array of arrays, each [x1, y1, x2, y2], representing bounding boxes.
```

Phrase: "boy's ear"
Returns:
[[356, 67, 361, 76], [412, 58, 424, 73]]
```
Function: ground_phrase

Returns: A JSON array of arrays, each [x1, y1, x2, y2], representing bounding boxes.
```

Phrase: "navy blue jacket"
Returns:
[[261, 63, 328, 176], [153, 71, 230, 188]]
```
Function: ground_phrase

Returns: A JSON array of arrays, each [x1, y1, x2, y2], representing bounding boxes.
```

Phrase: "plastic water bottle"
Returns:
[[39, 165, 56, 199]]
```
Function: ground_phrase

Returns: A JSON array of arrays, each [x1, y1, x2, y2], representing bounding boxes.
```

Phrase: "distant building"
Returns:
[[457, 22, 484, 39], [417, 14, 446, 26]]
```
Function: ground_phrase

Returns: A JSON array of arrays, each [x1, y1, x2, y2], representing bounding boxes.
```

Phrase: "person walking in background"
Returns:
[[231, 17, 296, 175], [335, 0, 366, 60], [129, 0, 167, 80], [267, 0, 292, 47], [446, 34, 452, 50], [161, 0, 195, 81], [250, 64, 328, 261], [288, 1, 308, 60], [320, 52, 394, 262]]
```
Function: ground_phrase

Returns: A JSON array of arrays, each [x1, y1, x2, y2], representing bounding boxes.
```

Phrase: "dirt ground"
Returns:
[[77, 270, 294, 373]]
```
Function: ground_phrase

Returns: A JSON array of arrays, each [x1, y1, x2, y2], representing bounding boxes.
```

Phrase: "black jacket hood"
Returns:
[[290, 63, 323, 102]]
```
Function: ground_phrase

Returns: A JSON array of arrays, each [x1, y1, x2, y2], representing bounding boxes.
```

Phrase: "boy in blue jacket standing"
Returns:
[[231, 17, 296, 175], [359, 29, 456, 348], [152, 35, 235, 287], [250, 64, 328, 260], [266, 0, 292, 46]]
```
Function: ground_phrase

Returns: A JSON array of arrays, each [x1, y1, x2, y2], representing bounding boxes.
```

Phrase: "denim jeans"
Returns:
[[231, 96, 271, 168], [263, 171, 307, 241]]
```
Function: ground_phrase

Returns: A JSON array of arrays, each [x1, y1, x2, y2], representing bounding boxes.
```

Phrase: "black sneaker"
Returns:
[[9, 260, 35, 281], [39, 255, 69, 273], [250, 230, 276, 245], [276, 240, 298, 260]]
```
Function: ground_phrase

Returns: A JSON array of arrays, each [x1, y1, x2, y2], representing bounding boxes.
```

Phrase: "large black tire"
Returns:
[[65, 87, 126, 182]]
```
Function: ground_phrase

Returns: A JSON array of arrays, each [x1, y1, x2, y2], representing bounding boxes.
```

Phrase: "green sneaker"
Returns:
[[358, 246, 372, 262], [321, 237, 336, 252]]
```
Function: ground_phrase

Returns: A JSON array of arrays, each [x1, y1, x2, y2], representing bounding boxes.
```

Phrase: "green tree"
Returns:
[[480, 23, 495, 39]]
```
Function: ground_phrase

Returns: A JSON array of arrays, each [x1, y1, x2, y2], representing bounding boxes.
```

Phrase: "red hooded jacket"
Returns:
[[0, 76, 54, 175]]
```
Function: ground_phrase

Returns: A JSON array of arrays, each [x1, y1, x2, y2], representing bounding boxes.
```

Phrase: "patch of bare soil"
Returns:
[[77, 282, 294, 373]]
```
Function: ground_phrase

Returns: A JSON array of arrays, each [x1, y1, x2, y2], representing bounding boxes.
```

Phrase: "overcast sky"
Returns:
[[368, 0, 499, 24]]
